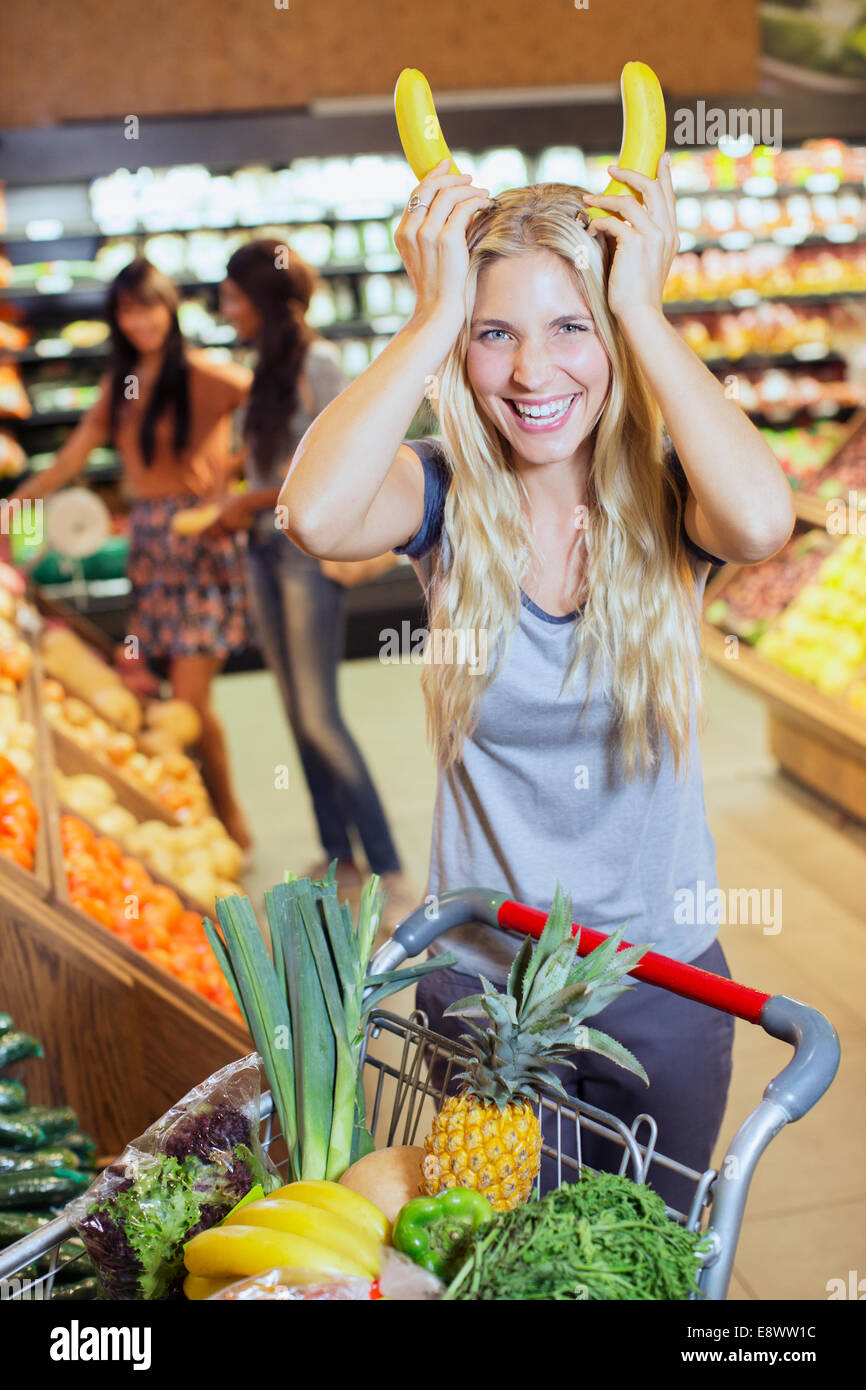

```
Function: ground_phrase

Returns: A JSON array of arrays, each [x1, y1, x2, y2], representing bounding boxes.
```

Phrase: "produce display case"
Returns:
[[702, 524, 866, 822], [0, 588, 251, 1152], [784, 407, 866, 527]]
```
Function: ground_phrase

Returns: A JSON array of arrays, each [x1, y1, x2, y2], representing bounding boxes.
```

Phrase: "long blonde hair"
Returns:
[[421, 182, 704, 782]]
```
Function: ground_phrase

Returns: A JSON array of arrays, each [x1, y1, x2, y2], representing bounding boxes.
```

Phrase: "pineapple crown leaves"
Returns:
[[437, 886, 654, 1102], [443, 974, 518, 1030], [574, 1027, 649, 1087], [515, 882, 572, 1003]]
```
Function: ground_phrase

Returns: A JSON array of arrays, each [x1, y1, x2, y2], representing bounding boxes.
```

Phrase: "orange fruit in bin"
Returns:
[[72, 896, 115, 929], [61, 815, 96, 842], [146, 947, 174, 971], [2, 843, 33, 870]]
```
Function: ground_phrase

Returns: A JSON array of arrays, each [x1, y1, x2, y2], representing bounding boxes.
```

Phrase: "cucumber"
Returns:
[[0, 1014, 12, 1035], [0, 1032, 42, 1070], [0, 1115, 45, 1149], [0, 1167, 89, 1208], [62, 1130, 96, 1162], [54, 1244, 94, 1282], [13, 1106, 77, 1143], [0, 1209, 51, 1245], [50, 1274, 98, 1300], [18, 1242, 94, 1286], [0, 1079, 27, 1113], [0, 1147, 79, 1174]]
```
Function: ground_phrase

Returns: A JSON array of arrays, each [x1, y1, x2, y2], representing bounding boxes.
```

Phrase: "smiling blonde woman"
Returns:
[[280, 154, 795, 1207]]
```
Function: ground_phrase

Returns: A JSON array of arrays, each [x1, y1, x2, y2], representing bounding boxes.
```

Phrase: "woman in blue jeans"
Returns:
[[215, 239, 406, 893], [279, 153, 795, 1209]]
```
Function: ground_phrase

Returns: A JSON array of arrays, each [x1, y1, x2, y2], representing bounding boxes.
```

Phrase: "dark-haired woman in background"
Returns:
[[14, 257, 253, 850], [216, 239, 411, 903]]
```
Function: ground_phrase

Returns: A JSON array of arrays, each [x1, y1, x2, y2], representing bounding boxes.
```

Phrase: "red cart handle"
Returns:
[[386, 887, 771, 1023], [496, 897, 771, 1024], [378, 887, 839, 1128]]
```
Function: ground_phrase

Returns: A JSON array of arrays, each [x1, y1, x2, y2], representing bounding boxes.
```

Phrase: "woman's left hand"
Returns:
[[211, 494, 255, 534], [585, 153, 680, 327]]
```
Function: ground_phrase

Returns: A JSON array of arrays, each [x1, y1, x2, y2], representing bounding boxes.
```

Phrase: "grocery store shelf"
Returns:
[[7, 220, 866, 264], [6, 278, 866, 321], [700, 350, 844, 372], [684, 228, 866, 255], [6, 340, 849, 376], [664, 289, 866, 315], [12, 408, 96, 428], [12, 396, 857, 437]]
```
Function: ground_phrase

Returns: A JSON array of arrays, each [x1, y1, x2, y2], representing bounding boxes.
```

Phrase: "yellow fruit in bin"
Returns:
[[126, 751, 151, 780], [62, 773, 116, 818], [90, 684, 141, 734], [148, 848, 178, 880], [105, 731, 137, 764], [818, 659, 857, 695], [6, 748, 33, 777], [145, 698, 201, 747], [94, 805, 139, 840], [177, 869, 219, 905], [210, 837, 243, 880], [62, 697, 93, 727], [848, 684, 866, 714], [215, 879, 245, 898]]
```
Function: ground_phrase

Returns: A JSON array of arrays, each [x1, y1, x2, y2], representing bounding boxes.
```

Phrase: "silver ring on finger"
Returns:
[[407, 194, 431, 212]]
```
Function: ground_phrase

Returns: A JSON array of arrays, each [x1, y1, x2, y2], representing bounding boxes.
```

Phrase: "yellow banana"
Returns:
[[183, 1273, 237, 1301], [271, 1179, 390, 1246], [586, 61, 666, 221], [183, 1222, 370, 1281], [395, 68, 461, 181], [224, 1197, 381, 1277], [170, 503, 220, 535]]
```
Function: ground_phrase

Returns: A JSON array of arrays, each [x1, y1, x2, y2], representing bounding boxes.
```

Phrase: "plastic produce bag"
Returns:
[[207, 1266, 374, 1300], [66, 1054, 279, 1300]]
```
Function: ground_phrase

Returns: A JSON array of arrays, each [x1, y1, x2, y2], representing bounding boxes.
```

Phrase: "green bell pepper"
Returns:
[[392, 1187, 495, 1279]]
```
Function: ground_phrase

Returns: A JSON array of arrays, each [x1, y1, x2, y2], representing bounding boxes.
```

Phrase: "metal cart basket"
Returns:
[[0, 888, 841, 1301]]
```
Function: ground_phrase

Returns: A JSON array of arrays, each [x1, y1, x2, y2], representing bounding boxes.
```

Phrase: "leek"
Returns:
[[206, 861, 457, 1182]]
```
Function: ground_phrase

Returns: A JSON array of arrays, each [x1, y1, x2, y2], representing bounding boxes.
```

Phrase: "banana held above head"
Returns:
[[393, 61, 666, 219], [585, 61, 667, 221], [394, 68, 461, 181]]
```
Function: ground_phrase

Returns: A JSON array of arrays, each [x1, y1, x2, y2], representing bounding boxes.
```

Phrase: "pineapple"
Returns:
[[422, 884, 651, 1212]]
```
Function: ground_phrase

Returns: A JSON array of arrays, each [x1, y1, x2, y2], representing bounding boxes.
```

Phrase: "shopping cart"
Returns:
[[0, 888, 840, 1302]]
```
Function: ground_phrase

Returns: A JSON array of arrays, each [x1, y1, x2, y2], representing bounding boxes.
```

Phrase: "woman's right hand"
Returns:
[[394, 157, 493, 336]]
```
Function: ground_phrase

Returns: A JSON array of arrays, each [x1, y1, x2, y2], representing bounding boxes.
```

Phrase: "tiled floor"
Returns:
[[213, 650, 866, 1302]]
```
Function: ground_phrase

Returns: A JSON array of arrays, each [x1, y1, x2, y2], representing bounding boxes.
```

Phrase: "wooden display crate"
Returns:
[[3, 729, 251, 1150], [0, 657, 53, 901], [51, 725, 177, 826], [789, 408, 866, 531], [0, 625, 253, 1152], [0, 882, 249, 1153], [703, 545, 866, 823], [34, 597, 218, 824]]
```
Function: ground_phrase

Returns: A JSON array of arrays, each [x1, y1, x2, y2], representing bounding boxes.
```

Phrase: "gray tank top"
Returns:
[[394, 437, 726, 983]]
